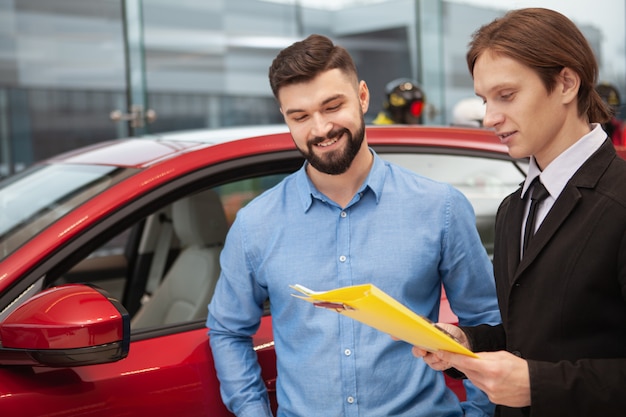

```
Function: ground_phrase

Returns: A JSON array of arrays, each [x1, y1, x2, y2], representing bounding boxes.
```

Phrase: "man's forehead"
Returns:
[[474, 54, 526, 92], [278, 70, 358, 109]]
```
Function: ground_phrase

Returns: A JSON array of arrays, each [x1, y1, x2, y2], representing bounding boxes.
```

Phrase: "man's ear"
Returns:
[[559, 67, 580, 105], [359, 80, 370, 113]]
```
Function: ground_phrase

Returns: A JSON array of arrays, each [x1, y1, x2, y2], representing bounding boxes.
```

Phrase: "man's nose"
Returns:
[[482, 105, 502, 128], [310, 112, 332, 138]]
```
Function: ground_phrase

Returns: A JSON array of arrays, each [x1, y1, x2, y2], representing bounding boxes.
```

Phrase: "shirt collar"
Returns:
[[521, 123, 607, 199], [296, 148, 385, 211]]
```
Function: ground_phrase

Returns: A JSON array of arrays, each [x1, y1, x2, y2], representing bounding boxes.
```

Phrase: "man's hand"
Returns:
[[425, 349, 532, 408], [410, 323, 531, 407]]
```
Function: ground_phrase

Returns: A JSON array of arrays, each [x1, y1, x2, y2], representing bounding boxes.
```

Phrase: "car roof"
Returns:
[[146, 124, 291, 143], [45, 124, 509, 168], [46, 124, 291, 168]]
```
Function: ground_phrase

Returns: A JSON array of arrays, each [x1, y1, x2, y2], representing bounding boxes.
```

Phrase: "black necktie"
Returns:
[[523, 178, 549, 254]]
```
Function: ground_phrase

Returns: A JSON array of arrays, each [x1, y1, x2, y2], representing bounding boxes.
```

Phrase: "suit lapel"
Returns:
[[503, 189, 525, 285]]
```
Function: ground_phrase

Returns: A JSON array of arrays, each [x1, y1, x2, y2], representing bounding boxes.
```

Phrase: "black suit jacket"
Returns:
[[465, 140, 626, 417]]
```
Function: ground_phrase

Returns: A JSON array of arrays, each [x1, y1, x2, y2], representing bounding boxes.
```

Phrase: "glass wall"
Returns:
[[0, 0, 127, 176], [0, 0, 624, 177]]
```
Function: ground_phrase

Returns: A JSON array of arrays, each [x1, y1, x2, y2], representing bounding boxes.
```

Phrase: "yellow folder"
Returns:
[[290, 283, 478, 358]]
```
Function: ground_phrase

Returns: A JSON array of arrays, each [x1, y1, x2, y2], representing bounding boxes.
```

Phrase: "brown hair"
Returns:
[[268, 34, 358, 99], [467, 8, 612, 123]]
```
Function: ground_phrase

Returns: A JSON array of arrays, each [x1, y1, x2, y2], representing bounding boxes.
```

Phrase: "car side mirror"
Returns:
[[0, 283, 130, 367]]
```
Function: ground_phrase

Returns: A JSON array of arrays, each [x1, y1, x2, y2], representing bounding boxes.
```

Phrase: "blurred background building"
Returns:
[[0, 0, 624, 176]]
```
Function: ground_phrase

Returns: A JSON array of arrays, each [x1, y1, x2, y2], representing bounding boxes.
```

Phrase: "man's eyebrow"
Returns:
[[321, 94, 344, 105], [284, 108, 304, 116], [479, 82, 515, 96], [283, 94, 345, 116]]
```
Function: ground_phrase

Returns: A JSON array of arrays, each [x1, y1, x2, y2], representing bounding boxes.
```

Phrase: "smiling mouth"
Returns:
[[316, 137, 339, 147], [498, 131, 515, 141]]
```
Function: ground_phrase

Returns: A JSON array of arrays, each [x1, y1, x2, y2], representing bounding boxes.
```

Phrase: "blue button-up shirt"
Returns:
[[208, 150, 500, 417]]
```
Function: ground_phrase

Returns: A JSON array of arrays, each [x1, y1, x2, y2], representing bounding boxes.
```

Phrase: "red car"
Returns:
[[0, 124, 583, 416]]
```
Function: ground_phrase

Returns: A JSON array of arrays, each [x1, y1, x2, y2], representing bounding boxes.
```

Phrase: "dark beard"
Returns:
[[298, 121, 365, 175]]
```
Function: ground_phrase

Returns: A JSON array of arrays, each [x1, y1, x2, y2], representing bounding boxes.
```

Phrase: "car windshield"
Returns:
[[0, 163, 135, 260]]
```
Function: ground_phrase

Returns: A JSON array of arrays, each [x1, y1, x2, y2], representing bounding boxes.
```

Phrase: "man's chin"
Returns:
[[309, 154, 352, 175]]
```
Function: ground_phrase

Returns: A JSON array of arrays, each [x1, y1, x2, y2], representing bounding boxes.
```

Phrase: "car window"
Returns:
[[383, 153, 525, 182], [215, 173, 287, 226]]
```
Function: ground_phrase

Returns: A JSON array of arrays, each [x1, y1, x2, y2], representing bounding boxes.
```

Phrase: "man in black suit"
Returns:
[[412, 8, 626, 417]]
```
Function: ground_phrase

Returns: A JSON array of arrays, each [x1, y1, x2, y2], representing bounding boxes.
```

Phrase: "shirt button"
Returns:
[[347, 396, 355, 404], [340, 211, 347, 218], [344, 349, 351, 356], [339, 255, 347, 262]]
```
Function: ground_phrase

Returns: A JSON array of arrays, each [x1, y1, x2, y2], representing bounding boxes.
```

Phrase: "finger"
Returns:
[[436, 350, 482, 373], [411, 346, 428, 357], [423, 352, 454, 371]]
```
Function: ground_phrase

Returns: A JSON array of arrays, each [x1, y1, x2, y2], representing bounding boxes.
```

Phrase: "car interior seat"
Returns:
[[131, 189, 228, 328]]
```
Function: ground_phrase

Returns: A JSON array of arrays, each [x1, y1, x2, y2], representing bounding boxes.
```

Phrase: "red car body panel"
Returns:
[[0, 315, 275, 416]]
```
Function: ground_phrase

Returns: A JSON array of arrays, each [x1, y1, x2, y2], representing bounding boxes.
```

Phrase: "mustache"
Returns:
[[308, 127, 349, 146]]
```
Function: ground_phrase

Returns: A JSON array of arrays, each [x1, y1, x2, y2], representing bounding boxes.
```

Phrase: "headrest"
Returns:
[[172, 189, 228, 247]]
